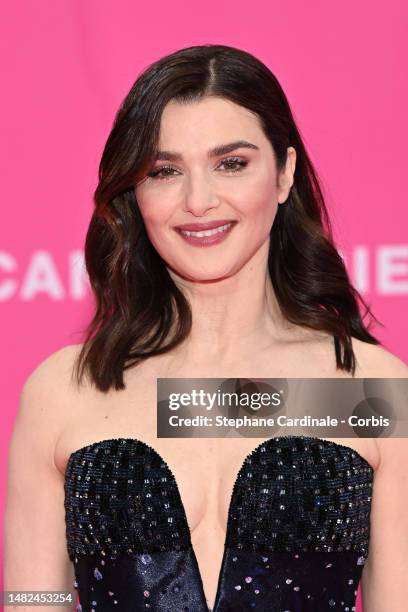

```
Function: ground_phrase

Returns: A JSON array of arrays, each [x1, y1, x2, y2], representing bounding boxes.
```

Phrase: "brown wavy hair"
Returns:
[[72, 44, 381, 392]]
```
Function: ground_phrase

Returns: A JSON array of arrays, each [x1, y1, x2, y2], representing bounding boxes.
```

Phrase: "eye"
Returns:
[[147, 165, 179, 180], [146, 156, 248, 181], [218, 157, 248, 173]]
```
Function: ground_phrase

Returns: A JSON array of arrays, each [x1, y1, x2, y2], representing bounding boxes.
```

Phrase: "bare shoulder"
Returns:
[[351, 338, 408, 377], [16, 343, 84, 443], [374, 437, 408, 462], [21, 343, 84, 401]]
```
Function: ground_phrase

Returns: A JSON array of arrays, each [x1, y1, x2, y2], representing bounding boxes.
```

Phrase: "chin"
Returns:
[[174, 267, 237, 283]]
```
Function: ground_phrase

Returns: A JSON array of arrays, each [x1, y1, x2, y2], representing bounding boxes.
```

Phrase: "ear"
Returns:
[[277, 147, 297, 204]]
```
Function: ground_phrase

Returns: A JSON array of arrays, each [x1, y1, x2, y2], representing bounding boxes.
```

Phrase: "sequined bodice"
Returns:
[[64, 436, 373, 611]]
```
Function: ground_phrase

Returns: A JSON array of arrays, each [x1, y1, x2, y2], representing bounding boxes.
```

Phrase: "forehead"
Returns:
[[158, 97, 264, 147]]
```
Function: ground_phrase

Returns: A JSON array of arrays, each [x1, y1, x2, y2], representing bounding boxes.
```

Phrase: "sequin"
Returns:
[[64, 435, 373, 611]]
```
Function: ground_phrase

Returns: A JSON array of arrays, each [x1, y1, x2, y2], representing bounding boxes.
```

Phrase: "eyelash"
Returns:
[[147, 157, 248, 180]]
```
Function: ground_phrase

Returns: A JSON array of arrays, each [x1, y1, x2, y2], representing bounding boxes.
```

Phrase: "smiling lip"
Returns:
[[175, 220, 237, 247], [175, 220, 237, 231]]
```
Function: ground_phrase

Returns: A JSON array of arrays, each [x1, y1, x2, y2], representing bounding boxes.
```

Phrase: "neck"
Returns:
[[167, 241, 294, 366]]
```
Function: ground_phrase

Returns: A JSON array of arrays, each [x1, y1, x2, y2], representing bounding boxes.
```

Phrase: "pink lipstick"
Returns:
[[174, 220, 237, 247]]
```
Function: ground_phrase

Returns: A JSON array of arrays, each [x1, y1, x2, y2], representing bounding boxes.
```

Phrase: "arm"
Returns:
[[360, 438, 408, 610], [4, 348, 77, 610]]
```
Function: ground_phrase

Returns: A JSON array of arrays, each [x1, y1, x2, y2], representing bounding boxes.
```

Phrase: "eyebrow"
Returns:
[[154, 140, 259, 161]]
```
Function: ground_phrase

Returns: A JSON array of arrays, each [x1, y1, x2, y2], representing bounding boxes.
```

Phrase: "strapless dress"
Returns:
[[64, 435, 373, 611]]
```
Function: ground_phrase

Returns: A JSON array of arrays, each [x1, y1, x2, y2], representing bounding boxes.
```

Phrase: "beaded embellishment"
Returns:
[[64, 436, 373, 611]]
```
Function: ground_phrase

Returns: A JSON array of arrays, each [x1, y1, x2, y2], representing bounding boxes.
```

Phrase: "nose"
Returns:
[[182, 171, 220, 217]]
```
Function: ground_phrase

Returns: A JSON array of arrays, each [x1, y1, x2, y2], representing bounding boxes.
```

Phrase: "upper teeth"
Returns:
[[180, 223, 233, 237]]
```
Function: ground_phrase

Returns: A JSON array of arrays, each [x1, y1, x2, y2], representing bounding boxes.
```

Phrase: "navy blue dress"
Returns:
[[64, 436, 373, 611]]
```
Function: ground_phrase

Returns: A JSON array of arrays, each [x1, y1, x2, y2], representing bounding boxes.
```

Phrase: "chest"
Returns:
[[58, 404, 267, 535], [57, 354, 376, 533]]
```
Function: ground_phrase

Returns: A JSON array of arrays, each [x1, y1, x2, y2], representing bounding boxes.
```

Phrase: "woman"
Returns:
[[5, 44, 408, 611]]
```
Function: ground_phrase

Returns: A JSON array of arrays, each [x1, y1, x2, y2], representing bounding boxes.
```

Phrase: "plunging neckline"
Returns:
[[64, 435, 374, 611]]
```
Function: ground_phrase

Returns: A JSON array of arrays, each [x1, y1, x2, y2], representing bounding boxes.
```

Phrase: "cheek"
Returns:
[[135, 191, 172, 230], [234, 177, 278, 222], [237, 166, 277, 203]]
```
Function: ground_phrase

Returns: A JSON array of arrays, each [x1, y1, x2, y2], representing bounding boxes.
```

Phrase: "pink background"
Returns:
[[1, 2, 407, 609]]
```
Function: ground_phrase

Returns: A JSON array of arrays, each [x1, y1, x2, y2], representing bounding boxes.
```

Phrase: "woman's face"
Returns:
[[135, 96, 296, 282]]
